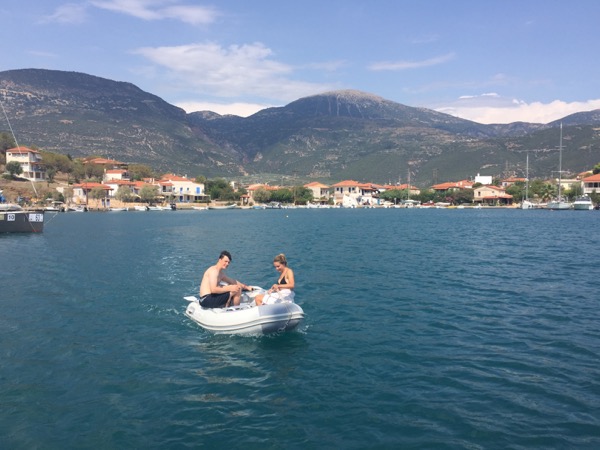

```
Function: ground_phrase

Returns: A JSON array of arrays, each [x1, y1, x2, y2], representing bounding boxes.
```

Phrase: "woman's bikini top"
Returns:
[[278, 269, 288, 285]]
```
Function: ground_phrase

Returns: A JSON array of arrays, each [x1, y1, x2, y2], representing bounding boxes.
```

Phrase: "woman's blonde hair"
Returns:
[[273, 253, 287, 266]]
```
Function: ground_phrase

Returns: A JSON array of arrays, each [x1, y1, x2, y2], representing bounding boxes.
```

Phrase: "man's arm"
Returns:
[[221, 274, 249, 290]]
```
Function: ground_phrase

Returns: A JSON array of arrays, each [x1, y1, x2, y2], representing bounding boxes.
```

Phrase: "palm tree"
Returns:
[[538, 183, 556, 202]]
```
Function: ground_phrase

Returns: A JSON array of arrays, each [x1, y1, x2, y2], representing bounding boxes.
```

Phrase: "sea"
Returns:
[[1, 207, 599, 449]]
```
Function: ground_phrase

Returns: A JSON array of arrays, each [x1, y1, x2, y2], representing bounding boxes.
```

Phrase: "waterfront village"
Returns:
[[2, 146, 600, 210]]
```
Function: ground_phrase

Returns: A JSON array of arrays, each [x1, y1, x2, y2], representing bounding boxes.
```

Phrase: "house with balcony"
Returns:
[[473, 185, 513, 206], [331, 180, 382, 206], [5, 146, 47, 182], [582, 173, 600, 194], [158, 174, 207, 203]]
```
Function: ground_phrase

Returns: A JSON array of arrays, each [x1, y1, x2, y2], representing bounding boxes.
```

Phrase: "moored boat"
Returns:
[[521, 152, 535, 209], [573, 195, 593, 210], [547, 124, 573, 210], [208, 204, 239, 210], [0, 204, 44, 233], [184, 288, 304, 335]]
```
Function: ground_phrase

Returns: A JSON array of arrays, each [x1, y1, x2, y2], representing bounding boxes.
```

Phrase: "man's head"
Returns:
[[219, 250, 232, 263]]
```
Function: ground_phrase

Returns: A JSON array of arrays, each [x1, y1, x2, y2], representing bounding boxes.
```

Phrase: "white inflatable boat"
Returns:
[[184, 288, 305, 335]]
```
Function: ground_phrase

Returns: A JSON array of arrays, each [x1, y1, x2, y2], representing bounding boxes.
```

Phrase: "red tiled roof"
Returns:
[[304, 182, 330, 188], [84, 157, 124, 165], [74, 182, 112, 190], [383, 183, 418, 190], [7, 146, 38, 154], [160, 174, 191, 182], [105, 180, 135, 186], [583, 173, 600, 182], [332, 180, 361, 187]]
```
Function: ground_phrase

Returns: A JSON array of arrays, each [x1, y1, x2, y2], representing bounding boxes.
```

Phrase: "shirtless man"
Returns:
[[199, 250, 250, 308]]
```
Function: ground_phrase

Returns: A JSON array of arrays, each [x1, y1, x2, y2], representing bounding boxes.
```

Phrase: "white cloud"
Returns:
[[435, 94, 600, 124], [42, 3, 88, 24], [175, 101, 271, 117], [368, 53, 455, 71], [134, 42, 331, 101], [90, 0, 219, 25]]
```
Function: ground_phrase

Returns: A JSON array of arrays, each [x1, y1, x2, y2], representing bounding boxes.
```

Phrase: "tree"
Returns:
[[0, 131, 16, 153], [6, 161, 23, 177], [528, 179, 548, 199], [453, 188, 474, 204], [71, 159, 86, 183], [271, 188, 293, 203], [293, 186, 313, 204], [206, 178, 236, 200], [506, 181, 525, 201], [140, 185, 158, 203], [253, 187, 271, 203], [84, 163, 104, 180], [46, 167, 57, 183], [593, 163, 600, 175], [538, 183, 556, 202], [565, 183, 583, 199], [129, 164, 156, 181], [41, 151, 73, 176], [89, 187, 107, 201], [115, 185, 134, 202], [380, 189, 404, 203]]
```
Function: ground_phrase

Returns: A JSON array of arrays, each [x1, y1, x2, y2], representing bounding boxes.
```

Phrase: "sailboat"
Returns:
[[521, 152, 534, 209], [0, 99, 45, 232], [546, 124, 573, 210]]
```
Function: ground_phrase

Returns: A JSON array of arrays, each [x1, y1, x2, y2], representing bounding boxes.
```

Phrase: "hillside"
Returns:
[[2, 69, 600, 186]]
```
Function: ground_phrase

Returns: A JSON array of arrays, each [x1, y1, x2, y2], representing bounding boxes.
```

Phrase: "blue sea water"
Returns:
[[1, 208, 599, 449]]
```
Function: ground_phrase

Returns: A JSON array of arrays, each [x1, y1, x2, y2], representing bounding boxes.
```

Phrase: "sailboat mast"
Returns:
[[0, 98, 39, 197], [558, 123, 563, 199], [525, 152, 529, 200]]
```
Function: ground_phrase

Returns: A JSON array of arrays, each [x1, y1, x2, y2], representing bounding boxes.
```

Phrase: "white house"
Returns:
[[582, 173, 600, 194], [158, 174, 207, 203], [5, 146, 47, 182], [474, 173, 493, 185], [304, 182, 331, 202]]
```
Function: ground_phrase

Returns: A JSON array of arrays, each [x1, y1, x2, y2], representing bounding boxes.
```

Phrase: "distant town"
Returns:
[[2, 146, 600, 210]]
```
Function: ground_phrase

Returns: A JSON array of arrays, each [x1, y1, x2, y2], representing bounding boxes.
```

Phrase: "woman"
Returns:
[[255, 254, 295, 306]]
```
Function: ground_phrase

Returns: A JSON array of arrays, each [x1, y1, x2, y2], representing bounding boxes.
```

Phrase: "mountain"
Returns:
[[0, 69, 242, 176], [2, 68, 599, 186]]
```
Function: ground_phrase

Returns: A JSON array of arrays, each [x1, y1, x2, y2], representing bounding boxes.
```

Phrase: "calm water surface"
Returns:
[[1, 208, 599, 449]]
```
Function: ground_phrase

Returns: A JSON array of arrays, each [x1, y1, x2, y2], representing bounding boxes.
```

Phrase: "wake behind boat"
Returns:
[[184, 287, 304, 335]]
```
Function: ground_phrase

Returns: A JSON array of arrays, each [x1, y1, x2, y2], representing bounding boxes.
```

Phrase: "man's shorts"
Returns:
[[200, 292, 230, 308]]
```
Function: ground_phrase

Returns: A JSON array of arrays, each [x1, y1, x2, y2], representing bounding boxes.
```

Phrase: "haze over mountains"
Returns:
[[2, 69, 599, 186]]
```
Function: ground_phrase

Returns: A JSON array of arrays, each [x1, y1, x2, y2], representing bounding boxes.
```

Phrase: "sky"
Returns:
[[2, 0, 600, 124]]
